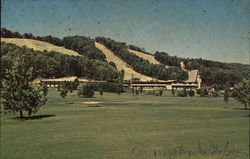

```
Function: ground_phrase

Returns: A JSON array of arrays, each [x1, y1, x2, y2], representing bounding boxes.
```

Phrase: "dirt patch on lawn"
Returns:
[[82, 102, 102, 104]]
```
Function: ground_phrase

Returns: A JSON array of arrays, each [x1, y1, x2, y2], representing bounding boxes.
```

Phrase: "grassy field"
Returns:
[[1, 89, 249, 159]]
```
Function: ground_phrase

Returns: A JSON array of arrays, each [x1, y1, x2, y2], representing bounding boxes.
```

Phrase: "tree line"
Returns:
[[1, 42, 121, 82], [1, 28, 106, 61], [95, 37, 188, 81], [155, 51, 250, 88]]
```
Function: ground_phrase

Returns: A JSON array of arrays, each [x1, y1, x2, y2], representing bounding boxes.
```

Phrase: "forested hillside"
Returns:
[[1, 28, 106, 61], [1, 27, 249, 87], [154, 51, 250, 87], [1, 42, 121, 81], [95, 37, 188, 81], [95, 42, 156, 81]]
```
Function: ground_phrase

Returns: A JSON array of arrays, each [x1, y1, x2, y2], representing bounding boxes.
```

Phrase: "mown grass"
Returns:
[[1, 89, 249, 159]]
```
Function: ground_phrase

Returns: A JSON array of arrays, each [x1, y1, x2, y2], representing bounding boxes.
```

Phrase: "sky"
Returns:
[[1, 0, 250, 64]]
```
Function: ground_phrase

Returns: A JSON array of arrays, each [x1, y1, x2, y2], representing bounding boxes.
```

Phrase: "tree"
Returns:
[[60, 89, 68, 98], [131, 87, 135, 94], [159, 89, 163, 96], [99, 87, 103, 96], [233, 79, 250, 109], [171, 88, 175, 95], [223, 85, 230, 103], [1, 60, 47, 118], [139, 86, 143, 94], [188, 90, 195, 98], [60, 82, 69, 98], [200, 88, 208, 97], [77, 83, 95, 98], [135, 89, 139, 95], [177, 89, 187, 97], [42, 85, 48, 96]]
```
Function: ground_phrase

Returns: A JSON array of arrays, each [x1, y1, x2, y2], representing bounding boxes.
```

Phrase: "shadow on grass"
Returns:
[[224, 107, 250, 111], [13, 114, 56, 121], [88, 105, 101, 107], [242, 114, 250, 117]]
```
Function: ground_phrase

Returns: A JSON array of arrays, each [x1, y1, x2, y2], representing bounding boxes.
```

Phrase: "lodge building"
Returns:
[[40, 70, 202, 90], [124, 70, 202, 90]]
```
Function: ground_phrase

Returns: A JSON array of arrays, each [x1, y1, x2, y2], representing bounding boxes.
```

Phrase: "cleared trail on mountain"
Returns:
[[95, 42, 156, 81], [127, 49, 160, 64], [1, 38, 80, 56], [127, 49, 169, 68]]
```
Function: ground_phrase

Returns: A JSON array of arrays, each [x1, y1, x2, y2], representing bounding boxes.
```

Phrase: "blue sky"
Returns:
[[1, 0, 250, 64]]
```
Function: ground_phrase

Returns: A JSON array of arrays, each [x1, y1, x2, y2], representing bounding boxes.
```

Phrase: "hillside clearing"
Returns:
[[128, 49, 170, 68], [1, 38, 80, 56], [95, 42, 156, 81], [127, 49, 160, 64]]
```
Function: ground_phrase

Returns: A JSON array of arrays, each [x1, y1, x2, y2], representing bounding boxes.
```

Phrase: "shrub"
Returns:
[[60, 89, 68, 98], [200, 88, 208, 97], [188, 90, 195, 98], [77, 83, 95, 98], [177, 89, 187, 97], [146, 90, 156, 95], [159, 89, 163, 96]]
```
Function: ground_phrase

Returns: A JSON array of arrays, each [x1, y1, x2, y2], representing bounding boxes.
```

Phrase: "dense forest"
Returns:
[[95, 37, 188, 81], [1, 42, 121, 82], [154, 51, 250, 87]]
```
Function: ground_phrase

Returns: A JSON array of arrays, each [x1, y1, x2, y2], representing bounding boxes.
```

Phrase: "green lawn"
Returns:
[[1, 89, 249, 159]]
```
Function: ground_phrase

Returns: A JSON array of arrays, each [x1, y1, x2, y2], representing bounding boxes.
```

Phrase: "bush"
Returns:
[[159, 89, 163, 96], [77, 83, 95, 98], [177, 89, 187, 97], [60, 89, 68, 98], [200, 88, 208, 97], [146, 90, 156, 95], [188, 90, 195, 98], [94, 82, 123, 93]]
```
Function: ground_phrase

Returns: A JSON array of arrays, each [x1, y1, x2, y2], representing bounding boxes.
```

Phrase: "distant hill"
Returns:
[[1, 37, 157, 81], [1, 28, 249, 87], [95, 42, 156, 81], [1, 38, 80, 56]]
